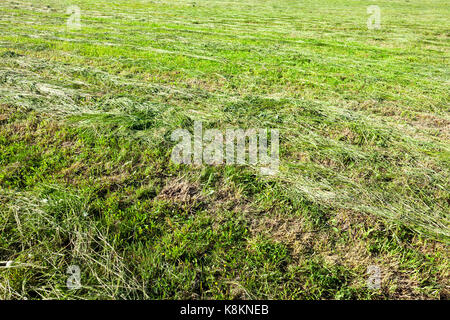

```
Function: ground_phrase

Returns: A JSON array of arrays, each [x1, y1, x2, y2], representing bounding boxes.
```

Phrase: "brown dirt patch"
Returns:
[[157, 178, 203, 204]]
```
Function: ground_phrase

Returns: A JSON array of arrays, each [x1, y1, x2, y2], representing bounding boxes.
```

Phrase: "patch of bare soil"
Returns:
[[157, 178, 203, 205]]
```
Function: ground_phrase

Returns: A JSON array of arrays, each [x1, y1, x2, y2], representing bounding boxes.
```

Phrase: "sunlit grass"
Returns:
[[0, 0, 448, 299]]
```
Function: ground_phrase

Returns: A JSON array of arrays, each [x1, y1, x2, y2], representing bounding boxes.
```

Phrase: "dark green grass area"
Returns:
[[0, 0, 449, 299], [0, 105, 447, 299]]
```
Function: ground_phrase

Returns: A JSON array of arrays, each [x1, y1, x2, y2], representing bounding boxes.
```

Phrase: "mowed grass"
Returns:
[[0, 0, 448, 299]]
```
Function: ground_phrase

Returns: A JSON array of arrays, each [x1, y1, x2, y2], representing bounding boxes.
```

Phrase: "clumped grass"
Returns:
[[0, 0, 449, 299]]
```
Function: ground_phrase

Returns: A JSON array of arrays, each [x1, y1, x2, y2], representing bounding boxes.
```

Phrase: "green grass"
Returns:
[[0, 0, 448, 299]]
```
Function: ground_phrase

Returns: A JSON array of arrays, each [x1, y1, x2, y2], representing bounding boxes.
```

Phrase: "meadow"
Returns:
[[0, 0, 448, 299]]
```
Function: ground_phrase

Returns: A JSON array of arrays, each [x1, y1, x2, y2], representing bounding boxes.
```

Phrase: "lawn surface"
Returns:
[[0, 0, 448, 299]]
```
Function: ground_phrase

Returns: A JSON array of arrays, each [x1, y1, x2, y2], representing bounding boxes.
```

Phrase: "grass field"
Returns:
[[0, 0, 448, 299]]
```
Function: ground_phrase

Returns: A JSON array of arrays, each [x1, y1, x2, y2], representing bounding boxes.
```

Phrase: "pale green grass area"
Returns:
[[0, 0, 448, 299]]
